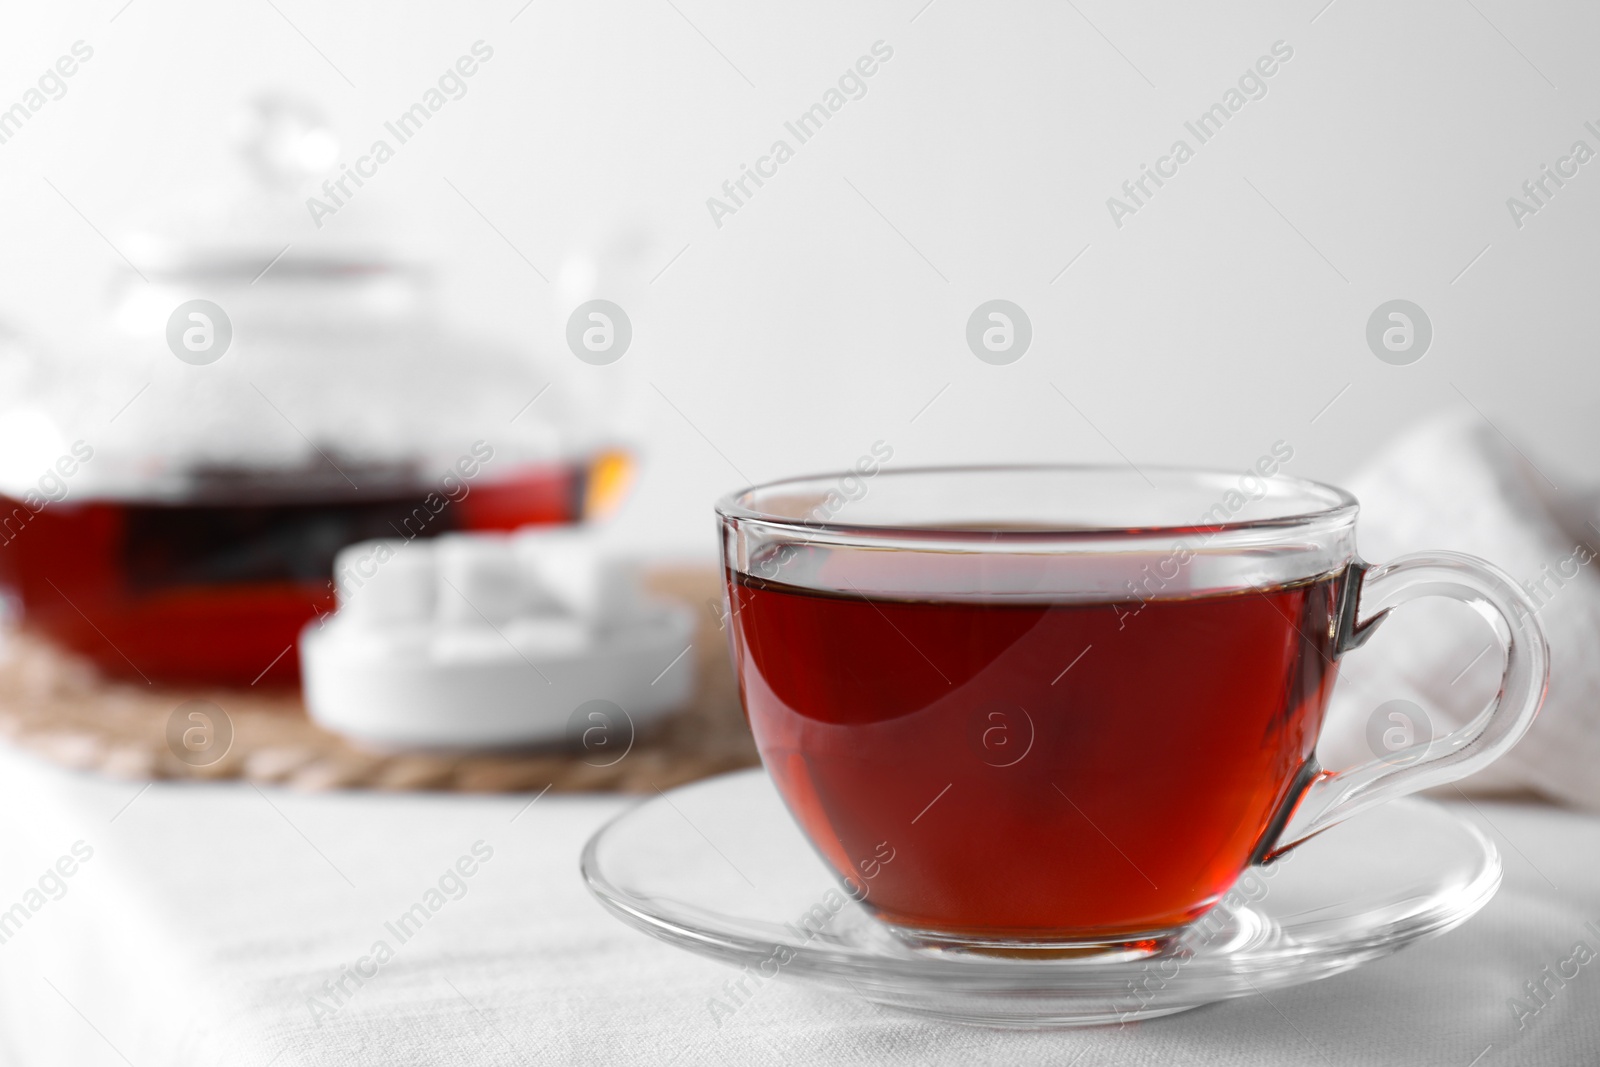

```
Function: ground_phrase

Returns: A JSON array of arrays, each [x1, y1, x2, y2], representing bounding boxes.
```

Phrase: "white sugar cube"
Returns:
[[436, 533, 533, 626], [333, 539, 435, 625]]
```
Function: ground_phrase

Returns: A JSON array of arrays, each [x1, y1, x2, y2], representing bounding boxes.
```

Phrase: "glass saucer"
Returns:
[[581, 770, 1499, 1028]]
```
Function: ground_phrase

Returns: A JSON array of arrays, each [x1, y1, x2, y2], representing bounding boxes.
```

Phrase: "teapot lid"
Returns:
[[124, 94, 403, 280]]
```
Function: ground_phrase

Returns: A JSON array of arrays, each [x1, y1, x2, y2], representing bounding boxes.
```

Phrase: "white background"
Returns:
[[1, 0, 1596, 556]]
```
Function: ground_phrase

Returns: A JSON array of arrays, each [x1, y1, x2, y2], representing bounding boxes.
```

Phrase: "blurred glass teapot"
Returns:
[[0, 97, 636, 686]]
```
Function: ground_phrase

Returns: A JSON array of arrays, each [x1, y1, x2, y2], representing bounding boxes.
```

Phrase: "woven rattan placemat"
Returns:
[[0, 567, 759, 792]]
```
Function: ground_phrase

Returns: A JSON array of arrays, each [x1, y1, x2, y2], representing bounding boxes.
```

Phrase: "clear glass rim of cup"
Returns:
[[718, 463, 1362, 604], [715, 463, 1358, 541]]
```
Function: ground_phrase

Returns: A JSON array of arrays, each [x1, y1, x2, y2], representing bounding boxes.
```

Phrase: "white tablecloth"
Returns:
[[0, 746, 1594, 1066]]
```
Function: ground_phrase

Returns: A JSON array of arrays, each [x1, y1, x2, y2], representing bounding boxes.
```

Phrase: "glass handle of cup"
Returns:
[[1264, 551, 1550, 861]]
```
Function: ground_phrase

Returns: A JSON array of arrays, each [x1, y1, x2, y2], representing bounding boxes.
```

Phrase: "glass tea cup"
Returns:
[[716, 465, 1547, 956]]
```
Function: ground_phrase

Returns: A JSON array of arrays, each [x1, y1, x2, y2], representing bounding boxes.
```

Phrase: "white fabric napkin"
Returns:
[[1319, 413, 1600, 809]]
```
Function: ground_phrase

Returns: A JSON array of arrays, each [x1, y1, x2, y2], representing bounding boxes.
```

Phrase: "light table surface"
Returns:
[[0, 746, 1595, 1066]]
